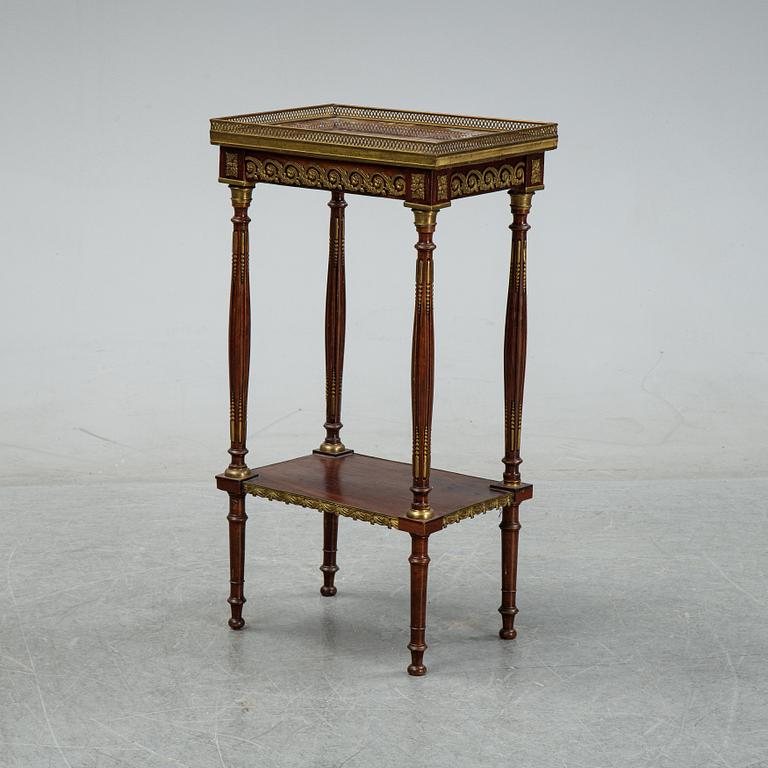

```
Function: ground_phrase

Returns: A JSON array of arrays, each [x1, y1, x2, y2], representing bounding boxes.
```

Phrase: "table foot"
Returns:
[[499, 504, 521, 640], [226, 493, 248, 630], [408, 533, 430, 676], [407, 659, 427, 676]]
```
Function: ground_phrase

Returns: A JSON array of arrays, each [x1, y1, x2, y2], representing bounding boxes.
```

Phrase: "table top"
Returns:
[[210, 103, 558, 169]]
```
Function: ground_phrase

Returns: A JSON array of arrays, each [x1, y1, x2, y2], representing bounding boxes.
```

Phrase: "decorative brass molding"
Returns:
[[411, 173, 425, 199], [244, 484, 400, 529], [441, 494, 516, 528], [245, 156, 406, 197], [450, 162, 526, 198], [530, 157, 542, 185], [224, 152, 239, 177], [437, 175, 448, 201]]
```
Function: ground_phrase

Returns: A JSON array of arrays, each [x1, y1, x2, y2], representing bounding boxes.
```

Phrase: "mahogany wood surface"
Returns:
[[242, 453, 531, 535]]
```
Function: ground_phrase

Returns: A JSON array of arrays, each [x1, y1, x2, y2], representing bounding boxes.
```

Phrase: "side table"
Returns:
[[211, 104, 558, 675]]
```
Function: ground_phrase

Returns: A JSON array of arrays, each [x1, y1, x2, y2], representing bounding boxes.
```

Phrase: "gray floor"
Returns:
[[1, 478, 766, 768]]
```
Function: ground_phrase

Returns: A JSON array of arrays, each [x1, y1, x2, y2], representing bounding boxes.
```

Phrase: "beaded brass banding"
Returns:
[[244, 484, 400, 529], [245, 156, 406, 197], [450, 162, 526, 198]]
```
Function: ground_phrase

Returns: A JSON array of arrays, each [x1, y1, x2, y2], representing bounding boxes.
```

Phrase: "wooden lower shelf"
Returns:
[[238, 453, 532, 534]]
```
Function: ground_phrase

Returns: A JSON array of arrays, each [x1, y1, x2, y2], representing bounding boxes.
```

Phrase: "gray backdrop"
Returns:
[[2, 0, 766, 486]]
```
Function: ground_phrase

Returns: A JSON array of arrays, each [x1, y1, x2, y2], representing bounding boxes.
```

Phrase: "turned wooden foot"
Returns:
[[320, 511, 339, 596], [407, 533, 430, 675], [499, 503, 521, 639], [227, 492, 247, 629]]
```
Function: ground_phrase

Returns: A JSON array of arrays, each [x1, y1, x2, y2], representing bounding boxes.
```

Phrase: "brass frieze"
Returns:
[[244, 484, 400, 529], [245, 156, 406, 197], [441, 494, 517, 528], [450, 162, 526, 198]]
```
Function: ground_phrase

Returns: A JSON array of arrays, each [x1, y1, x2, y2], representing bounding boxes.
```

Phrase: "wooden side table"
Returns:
[[211, 104, 558, 675]]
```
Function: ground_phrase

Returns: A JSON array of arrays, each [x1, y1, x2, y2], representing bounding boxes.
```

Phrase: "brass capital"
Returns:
[[405, 201, 450, 231], [230, 184, 254, 208], [508, 191, 533, 214]]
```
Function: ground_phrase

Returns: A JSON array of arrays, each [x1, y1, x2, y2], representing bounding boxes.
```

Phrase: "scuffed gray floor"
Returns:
[[1, 478, 767, 767]]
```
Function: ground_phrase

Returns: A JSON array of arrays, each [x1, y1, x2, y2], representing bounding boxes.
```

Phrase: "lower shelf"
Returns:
[[240, 452, 532, 534]]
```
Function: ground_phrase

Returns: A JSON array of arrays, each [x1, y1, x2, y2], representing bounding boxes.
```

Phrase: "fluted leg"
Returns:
[[224, 184, 255, 479], [315, 190, 352, 457], [320, 512, 339, 596], [407, 204, 443, 520], [492, 192, 533, 491], [223, 183, 254, 629], [499, 503, 521, 639], [227, 492, 247, 629], [407, 533, 430, 676]]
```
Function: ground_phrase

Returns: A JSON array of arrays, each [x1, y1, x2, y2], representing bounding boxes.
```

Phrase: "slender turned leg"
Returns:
[[224, 183, 255, 480], [408, 533, 430, 676], [499, 503, 522, 639], [224, 183, 254, 629], [227, 492, 248, 629], [315, 190, 352, 457], [492, 192, 534, 491], [319, 512, 339, 596], [406, 204, 445, 520]]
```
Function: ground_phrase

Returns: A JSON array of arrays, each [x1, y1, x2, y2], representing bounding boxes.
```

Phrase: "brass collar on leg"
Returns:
[[407, 506, 434, 521], [229, 184, 254, 207], [405, 201, 451, 231], [508, 191, 533, 214]]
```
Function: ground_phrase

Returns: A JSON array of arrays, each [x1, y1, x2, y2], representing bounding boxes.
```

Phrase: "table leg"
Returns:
[[408, 533, 430, 676], [320, 512, 339, 596], [492, 191, 534, 491], [224, 183, 254, 629], [227, 492, 248, 629], [499, 503, 521, 638], [315, 190, 352, 457], [406, 204, 443, 520], [224, 183, 255, 480]]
